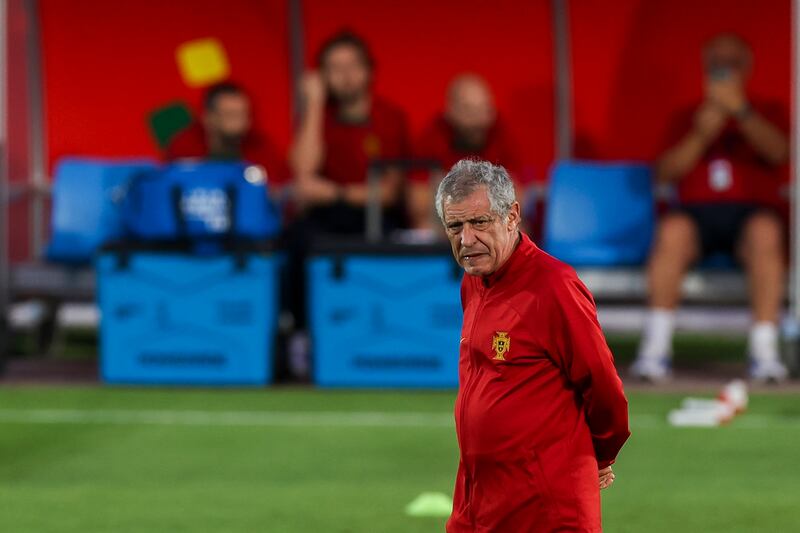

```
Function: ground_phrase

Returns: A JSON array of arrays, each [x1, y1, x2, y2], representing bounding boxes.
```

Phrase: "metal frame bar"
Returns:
[[23, 0, 44, 258], [0, 0, 9, 366], [552, 0, 573, 160], [786, 0, 800, 374], [792, 0, 800, 324], [365, 166, 382, 242], [288, 0, 305, 121]]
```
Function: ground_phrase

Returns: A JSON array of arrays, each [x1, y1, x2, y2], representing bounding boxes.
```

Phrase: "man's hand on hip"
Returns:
[[599, 466, 615, 490]]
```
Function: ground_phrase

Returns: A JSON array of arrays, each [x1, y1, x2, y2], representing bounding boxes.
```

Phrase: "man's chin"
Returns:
[[220, 133, 246, 145], [332, 90, 365, 105], [462, 263, 491, 277], [453, 128, 488, 150]]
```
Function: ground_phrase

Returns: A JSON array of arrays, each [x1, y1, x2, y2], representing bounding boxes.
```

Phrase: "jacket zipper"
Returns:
[[458, 283, 489, 527], [457, 282, 489, 457]]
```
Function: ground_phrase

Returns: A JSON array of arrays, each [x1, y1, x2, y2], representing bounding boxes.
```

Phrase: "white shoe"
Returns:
[[629, 357, 672, 383], [749, 358, 788, 384]]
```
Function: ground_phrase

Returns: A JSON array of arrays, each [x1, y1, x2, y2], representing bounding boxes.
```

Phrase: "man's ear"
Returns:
[[507, 201, 521, 230]]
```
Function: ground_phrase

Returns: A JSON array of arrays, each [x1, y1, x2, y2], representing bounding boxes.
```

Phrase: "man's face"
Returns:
[[703, 37, 752, 85], [322, 45, 371, 104], [205, 93, 251, 141], [443, 187, 520, 277], [446, 80, 497, 146]]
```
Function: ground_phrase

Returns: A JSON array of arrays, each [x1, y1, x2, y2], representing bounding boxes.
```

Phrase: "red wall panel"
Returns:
[[570, 0, 791, 161], [34, 0, 791, 185], [39, 0, 292, 172], [302, 0, 556, 181]]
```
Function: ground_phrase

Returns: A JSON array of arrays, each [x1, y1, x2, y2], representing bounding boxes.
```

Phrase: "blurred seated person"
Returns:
[[289, 31, 410, 234], [408, 74, 521, 231], [282, 31, 410, 380], [631, 33, 790, 382], [165, 82, 288, 187]]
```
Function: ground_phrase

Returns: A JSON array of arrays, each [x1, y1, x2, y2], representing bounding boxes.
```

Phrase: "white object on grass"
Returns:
[[668, 380, 750, 427], [680, 398, 736, 424], [718, 379, 748, 413], [667, 408, 722, 427], [405, 492, 453, 518]]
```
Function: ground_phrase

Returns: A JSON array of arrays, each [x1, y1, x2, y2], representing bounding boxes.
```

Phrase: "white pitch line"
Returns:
[[0, 409, 455, 428], [0, 409, 796, 429]]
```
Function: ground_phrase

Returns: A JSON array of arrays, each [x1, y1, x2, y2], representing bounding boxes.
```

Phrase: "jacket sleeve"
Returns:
[[547, 271, 630, 469]]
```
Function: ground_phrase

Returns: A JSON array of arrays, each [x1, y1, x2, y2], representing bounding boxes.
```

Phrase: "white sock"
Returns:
[[638, 308, 675, 360], [288, 332, 310, 378], [748, 321, 779, 363]]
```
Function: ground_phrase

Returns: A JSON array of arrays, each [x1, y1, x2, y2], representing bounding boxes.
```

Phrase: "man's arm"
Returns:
[[706, 77, 789, 166], [737, 109, 789, 166], [549, 273, 631, 469], [289, 72, 327, 177], [289, 72, 344, 208], [655, 103, 726, 183]]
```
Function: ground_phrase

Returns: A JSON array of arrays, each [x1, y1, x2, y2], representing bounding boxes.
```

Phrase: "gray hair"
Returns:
[[435, 158, 516, 222]]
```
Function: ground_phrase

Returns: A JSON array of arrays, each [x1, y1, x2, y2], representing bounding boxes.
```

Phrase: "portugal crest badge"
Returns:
[[491, 332, 511, 361]]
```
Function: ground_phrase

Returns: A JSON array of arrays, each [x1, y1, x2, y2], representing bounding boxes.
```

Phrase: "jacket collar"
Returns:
[[481, 232, 538, 288]]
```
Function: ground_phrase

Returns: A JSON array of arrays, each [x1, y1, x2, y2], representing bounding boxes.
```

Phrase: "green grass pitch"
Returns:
[[0, 386, 798, 532]]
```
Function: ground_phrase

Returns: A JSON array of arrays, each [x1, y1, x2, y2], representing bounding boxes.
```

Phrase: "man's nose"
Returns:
[[461, 224, 477, 247]]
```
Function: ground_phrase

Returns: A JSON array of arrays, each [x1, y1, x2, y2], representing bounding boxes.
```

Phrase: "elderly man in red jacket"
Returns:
[[437, 158, 630, 532]]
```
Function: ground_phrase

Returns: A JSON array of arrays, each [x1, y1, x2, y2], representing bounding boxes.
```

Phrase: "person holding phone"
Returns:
[[632, 33, 790, 383]]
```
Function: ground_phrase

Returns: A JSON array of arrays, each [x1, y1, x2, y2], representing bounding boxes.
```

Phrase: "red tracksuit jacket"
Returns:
[[447, 233, 630, 533]]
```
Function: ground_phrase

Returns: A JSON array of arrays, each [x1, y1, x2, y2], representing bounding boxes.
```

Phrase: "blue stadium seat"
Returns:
[[543, 160, 654, 266], [46, 158, 156, 264], [122, 160, 280, 245]]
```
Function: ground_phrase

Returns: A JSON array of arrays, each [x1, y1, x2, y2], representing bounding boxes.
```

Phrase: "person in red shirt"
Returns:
[[289, 31, 410, 233], [438, 158, 630, 532], [283, 32, 410, 379], [165, 82, 288, 186], [632, 33, 790, 382], [409, 74, 522, 230]]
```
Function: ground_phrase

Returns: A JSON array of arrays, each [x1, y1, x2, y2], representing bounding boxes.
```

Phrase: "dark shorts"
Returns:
[[675, 203, 779, 258]]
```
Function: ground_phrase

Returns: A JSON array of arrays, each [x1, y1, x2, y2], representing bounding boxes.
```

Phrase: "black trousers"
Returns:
[[280, 201, 403, 330], [674, 202, 781, 259]]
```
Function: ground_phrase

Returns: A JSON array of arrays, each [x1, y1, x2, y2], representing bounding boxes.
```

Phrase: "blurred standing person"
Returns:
[[632, 33, 790, 382], [284, 31, 410, 379], [409, 74, 522, 231]]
